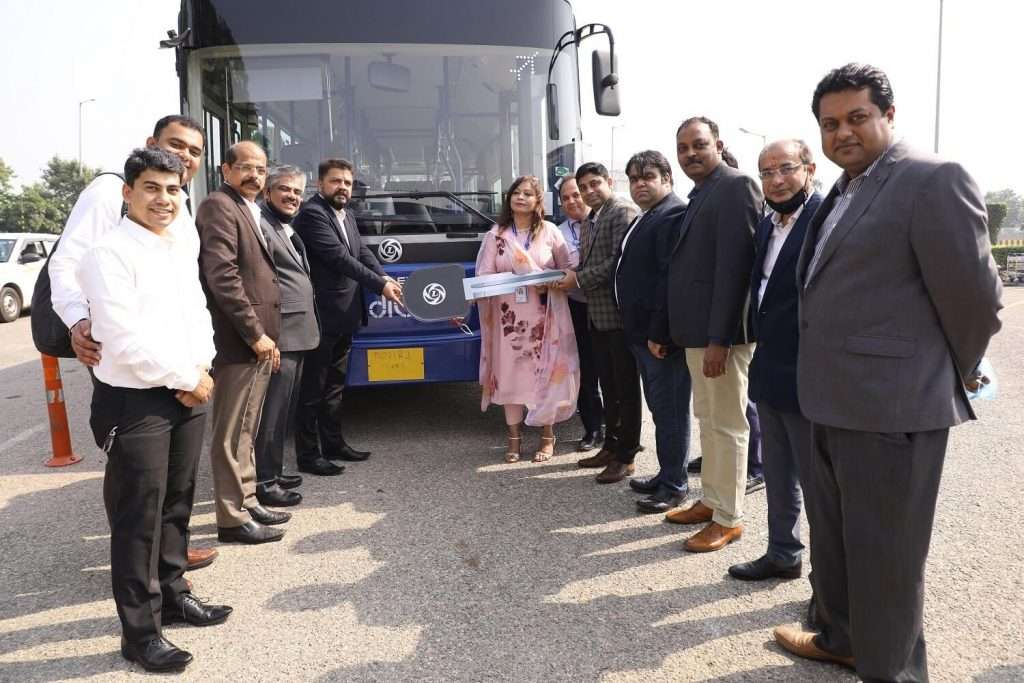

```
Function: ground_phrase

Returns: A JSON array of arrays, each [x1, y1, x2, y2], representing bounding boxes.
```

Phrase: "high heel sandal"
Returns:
[[533, 435, 556, 463], [504, 435, 522, 463]]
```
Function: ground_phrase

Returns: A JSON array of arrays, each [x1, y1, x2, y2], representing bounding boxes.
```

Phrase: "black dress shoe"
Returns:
[[628, 476, 661, 494], [247, 504, 291, 525], [578, 430, 604, 452], [327, 444, 371, 461], [636, 487, 687, 514], [217, 520, 285, 544], [163, 592, 233, 627], [745, 474, 766, 495], [257, 482, 303, 507], [687, 456, 703, 473], [297, 457, 345, 476], [728, 555, 802, 581], [121, 636, 193, 672], [277, 473, 303, 489]]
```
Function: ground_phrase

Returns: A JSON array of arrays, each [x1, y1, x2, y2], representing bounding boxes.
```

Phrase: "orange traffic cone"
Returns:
[[41, 355, 82, 467]]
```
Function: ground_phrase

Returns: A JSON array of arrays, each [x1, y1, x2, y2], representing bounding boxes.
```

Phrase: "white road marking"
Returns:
[[0, 423, 46, 454]]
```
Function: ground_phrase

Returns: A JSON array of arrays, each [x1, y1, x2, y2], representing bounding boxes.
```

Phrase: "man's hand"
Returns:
[[647, 340, 668, 359], [70, 319, 102, 366], [191, 370, 215, 403], [175, 391, 201, 408], [555, 270, 577, 291], [272, 347, 281, 373], [703, 343, 730, 378], [383, 280, 403, 305], [251, 334, 277, 363]]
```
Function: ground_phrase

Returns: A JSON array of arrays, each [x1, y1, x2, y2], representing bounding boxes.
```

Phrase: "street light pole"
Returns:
[[738, 126, 767, 150], [934, 0, 944, 153], [78, 98, 96, 170]]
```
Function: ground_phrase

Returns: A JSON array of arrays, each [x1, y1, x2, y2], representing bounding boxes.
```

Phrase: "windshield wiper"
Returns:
[[357, 191, 497, 223]]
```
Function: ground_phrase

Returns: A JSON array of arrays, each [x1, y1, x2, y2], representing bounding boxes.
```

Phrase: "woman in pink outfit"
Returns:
[[475, 175, 580, 462]]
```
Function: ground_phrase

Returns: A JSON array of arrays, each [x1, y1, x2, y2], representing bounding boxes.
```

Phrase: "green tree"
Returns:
[[986, 203, 1008, 245], [0, 156, 100, 233], [40, 156, 99, 221], [985, 188, 1022, 228], [0, 158, 14, 224], [3, 184, 65, 234]]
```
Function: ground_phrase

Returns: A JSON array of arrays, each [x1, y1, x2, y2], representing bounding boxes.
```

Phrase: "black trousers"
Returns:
[[90, 381, 205, 645], [295, 332, 352, 465], [589, 326, 641, 462], [568, 299, 603, 433], [806, 423, 948, 683], [254, 351, 304, 483]]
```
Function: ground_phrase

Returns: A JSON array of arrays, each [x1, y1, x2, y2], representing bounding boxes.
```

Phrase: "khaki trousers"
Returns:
[[210, 359, 272, 527], [684, 343, 754, 528]]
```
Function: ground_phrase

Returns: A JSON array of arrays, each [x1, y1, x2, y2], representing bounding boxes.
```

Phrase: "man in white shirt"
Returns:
[[48, 115, 218, 573], [78, 148, 231, 673]]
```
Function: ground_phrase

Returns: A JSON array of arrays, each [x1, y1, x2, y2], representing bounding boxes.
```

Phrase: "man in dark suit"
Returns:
[[292, 158, 402, 474], [613, 150, 692, 513], [197, 141, 290, 545], [773, 64, 1002, 682], [728, 139, 823, 582], [556, 162, 642, 484], [253, 165, 322, 505], [651, 117, 761, 553]]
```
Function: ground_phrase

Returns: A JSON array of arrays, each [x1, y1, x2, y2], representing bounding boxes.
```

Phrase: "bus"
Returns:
[[168, 0, 618, 386]]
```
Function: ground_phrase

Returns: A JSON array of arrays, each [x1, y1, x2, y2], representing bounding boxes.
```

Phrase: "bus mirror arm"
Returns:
[[545, 23, 620, 139]]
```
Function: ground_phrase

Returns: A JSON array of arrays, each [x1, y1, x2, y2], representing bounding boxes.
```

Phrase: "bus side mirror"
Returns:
[[547, 83, 560, 140], [591, 49, 620, 116]]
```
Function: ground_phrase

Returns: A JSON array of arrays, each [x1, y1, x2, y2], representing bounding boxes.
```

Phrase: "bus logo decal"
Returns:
[[379, 238, 403, 263], [423, 283, 447, 306]]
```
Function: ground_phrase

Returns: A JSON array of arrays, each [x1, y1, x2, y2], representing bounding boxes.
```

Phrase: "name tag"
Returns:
[[515, 286, 528, 304]]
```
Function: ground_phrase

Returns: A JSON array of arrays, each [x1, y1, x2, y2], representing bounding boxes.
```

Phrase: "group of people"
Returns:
[[474, 63, 1002, 683], [49, 60, 1001, 681]]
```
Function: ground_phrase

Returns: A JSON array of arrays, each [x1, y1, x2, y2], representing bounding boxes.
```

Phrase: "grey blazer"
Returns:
[[259, 205, 320, 353], [796, 141, 1002, 433], [576, 194, 639, 331]]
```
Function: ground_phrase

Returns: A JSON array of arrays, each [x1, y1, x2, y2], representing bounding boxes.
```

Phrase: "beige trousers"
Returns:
[[684, 343, 754, 528], [210, 359, 272, 527]]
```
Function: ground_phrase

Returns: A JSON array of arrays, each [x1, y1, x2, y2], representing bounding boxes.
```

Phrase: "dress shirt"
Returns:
[[329, 202, 351, 249], [558, 216, 588, 302], [757, 201, 807, 307], [77, 217, 215, 392], [49, 173, 198, 329], [243, 197, 266, 246], [614, 211, 645, 305]]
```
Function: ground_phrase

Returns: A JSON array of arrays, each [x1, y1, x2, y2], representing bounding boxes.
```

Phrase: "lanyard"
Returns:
[[510, 224, 533, 251]]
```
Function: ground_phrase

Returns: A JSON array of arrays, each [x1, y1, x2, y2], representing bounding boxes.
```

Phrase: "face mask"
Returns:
[[765, 188, 807, 215]]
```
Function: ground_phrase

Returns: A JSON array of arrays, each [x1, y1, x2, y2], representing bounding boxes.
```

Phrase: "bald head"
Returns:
[[757, 139, 816, 213], [222, 141, 268, 200]]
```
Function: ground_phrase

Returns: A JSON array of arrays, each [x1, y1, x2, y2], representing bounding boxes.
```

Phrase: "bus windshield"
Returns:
[[192, 42, 580, 235]]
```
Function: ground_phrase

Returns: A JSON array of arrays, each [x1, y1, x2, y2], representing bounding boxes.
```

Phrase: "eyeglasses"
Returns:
[[758, 164, 804, 180], [234, 163, 267, 176]]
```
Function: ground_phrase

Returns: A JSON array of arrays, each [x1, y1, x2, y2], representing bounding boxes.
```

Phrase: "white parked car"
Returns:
[[0, 232, 59, 322]]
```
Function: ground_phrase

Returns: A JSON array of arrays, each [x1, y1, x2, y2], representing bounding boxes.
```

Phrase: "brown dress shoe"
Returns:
[[683, 522, 743, 552], [664, 501, 714, 525], [773, 625, 855, 668], [186, 547, 218, 571], [578, 447, 616, 469], [595, 461, 635, 484]]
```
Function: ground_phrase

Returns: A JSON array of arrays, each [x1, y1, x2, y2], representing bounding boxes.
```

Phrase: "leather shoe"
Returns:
[[121, 636, 193, 672], [595, 461, 635, 484], [246, 504, 291, 525], [256, 482, 303, 507], [687, 456, 702, 473], [217, 520, 285, 544], [298, 457, 345, 476], [327, 444, 371, 461], [277, 473, 303, 489], [578, 447, 616, 469], [185, 547, 217, 571], [163, 592, 233, 627], [684, 522, 743, 553], [773, 624, 855, 668], [728, 555, 802, 581], [636, 487, 687, 514], [665, 500, 714, 525], [628, 476, 660, 494], [578, 429, 604, 451], [746, 474, 766, 495]]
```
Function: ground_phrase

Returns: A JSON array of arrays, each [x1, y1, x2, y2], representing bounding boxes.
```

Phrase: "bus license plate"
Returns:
[[367, 348, 425, 382]]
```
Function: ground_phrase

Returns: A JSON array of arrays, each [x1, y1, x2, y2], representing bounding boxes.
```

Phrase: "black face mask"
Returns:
[[262, 199, 293, 224], [765, 188, 807, 215]]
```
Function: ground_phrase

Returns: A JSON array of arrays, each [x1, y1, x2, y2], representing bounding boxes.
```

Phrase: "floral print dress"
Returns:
[[475, 221, 580, 426]]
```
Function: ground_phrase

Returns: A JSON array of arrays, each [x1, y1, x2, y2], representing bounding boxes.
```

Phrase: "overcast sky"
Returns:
[[1, 0, 1020, 196]]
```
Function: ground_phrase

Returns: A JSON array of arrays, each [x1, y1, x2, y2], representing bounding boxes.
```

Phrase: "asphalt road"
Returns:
[[0, 292, 1022, 682]]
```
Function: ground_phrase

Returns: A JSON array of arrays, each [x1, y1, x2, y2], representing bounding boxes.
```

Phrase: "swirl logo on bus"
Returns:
[[378, 238, 403, 263], [422, 283, 447, 306]]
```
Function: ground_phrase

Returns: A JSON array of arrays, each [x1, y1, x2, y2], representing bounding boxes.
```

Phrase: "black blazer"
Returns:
[[655, 163, 762, 348], [614, 192, 687, 346], [747, 192, 823, 413], [259, 204, 321, 353], [292, 193, 386, 336]]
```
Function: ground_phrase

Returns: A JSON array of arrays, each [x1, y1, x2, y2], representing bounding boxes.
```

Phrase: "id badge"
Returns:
[[515, 285, 528, 304]]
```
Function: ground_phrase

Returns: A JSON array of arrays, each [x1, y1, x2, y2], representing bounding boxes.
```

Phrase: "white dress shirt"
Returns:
[[614, 211, 645, 305], [757, 201, 807, 307], [77, 217, 215, 391], [49, 173, 198, 329], [557, 216, 587, 302], [330, 203, 351, 249]]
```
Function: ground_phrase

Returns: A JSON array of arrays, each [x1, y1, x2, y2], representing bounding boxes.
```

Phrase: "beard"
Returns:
[[325, 191, 349, 210]]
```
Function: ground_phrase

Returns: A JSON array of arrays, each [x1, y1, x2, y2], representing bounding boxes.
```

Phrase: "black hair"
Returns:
[[575, 161, 610, 182], [124, 147, 185, 186], [625, 150, 673, 186], [224, 141, 267, 166], [152, 115, 205, 145], [677, 116, 720, 139], [811, 63, 894, 120], [318, 158, 355, 180]]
